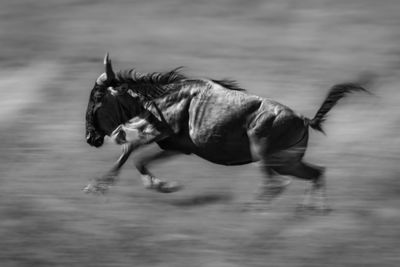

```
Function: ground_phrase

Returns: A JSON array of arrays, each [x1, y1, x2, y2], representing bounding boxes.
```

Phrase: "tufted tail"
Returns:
[[305, 82, 369, 133]]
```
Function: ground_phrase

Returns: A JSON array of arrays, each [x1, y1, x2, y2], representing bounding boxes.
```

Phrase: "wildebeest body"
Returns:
[[151, 81, 306, 166], [83, 54, 368, 209]]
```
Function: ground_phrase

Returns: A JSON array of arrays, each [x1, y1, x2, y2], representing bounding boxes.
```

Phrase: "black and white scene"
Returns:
[[1, 1, 399, 266]]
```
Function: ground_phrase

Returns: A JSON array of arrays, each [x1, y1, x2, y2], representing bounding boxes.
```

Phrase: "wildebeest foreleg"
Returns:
[[133, 145, 182, 193], [83, 143, 136, 194]]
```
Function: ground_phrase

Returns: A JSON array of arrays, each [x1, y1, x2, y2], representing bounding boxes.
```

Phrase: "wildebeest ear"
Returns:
[[104, 52, 116, 81]]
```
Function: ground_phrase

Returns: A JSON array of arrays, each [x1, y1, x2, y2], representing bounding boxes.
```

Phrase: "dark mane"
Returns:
[[115, 68, 246, 100], [211, 79, 246, 92], [115, 67, 187, 100]]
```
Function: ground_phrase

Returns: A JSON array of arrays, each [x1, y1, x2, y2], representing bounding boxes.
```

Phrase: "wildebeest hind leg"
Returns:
[[257, 163, 292, 202], [273, 162, 330, 212]]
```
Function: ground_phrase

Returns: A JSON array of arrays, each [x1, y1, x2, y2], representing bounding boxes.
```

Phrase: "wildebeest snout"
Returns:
[[86, 131, 104, 147]]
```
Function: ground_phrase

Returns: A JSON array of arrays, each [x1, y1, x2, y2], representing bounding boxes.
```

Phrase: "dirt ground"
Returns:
[[1, 1, 400, 266]]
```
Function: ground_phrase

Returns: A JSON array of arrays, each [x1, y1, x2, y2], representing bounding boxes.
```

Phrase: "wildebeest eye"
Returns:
[[93, 91, 105, 102]]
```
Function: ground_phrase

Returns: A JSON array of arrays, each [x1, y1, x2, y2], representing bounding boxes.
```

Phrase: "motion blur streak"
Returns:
[[0, 1, 399, 267]]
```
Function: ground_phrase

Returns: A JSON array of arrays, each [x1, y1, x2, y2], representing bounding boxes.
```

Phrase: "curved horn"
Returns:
[[96, 73, 107, 85], [104, 52, 116, 81]]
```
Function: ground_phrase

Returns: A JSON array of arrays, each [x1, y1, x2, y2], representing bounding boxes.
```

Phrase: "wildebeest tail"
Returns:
[[306, 83, 368, 133]]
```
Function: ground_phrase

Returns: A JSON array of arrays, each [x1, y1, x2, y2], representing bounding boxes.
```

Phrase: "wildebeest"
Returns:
[[83, 54, 368, 210]]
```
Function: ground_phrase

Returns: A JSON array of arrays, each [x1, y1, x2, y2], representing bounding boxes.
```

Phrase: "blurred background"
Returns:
[[1, 0, 399, 266]]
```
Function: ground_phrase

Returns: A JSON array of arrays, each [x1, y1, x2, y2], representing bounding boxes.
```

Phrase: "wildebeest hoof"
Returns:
[[154, 181, 182, 193], [238, 201, 272, 213], [142, 176, 182, 193], [257, 179, 291, 202], [295, 203, 332, 215], [83, 182, 109, 195]]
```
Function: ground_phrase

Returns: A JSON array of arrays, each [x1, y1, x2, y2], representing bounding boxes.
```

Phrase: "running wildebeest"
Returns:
[[83, 54, 368, 210]]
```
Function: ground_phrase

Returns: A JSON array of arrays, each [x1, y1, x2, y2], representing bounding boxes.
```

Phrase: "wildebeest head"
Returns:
[[85, 53, 141, 147]]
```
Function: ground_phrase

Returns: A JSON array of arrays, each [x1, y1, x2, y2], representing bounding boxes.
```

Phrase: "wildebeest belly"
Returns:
[[192, 128, 253, 165], [157, 128, 253, 165], [187, 89, 261, 165]]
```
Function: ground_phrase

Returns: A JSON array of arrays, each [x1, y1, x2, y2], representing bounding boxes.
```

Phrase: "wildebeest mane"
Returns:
[[115, 67, 187, 101], [211, 79, 246, 92], [115, 67, 246, 101]]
